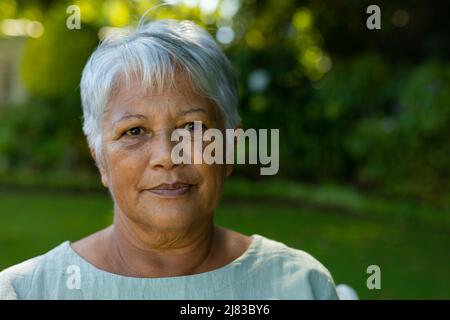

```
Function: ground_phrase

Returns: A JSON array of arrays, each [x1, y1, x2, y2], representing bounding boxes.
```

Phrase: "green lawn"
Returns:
[[1, 186, 449, 299]]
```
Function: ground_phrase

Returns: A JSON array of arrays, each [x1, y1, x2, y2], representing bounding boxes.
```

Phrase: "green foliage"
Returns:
[[0, 98, 93, 174], [1, 0, 449, 206], [316, 55, 391, 119], [399, 61, 450, 134], [0, 3, 99, 178], [20, 4, 98, 98], [346, 61, 450, 203]]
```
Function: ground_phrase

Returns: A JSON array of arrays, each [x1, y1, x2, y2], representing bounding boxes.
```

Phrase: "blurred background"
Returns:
[[0, 0, 449, 299]]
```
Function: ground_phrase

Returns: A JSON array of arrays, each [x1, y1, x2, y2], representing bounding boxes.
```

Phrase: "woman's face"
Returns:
[[96, 72, 232, 231]]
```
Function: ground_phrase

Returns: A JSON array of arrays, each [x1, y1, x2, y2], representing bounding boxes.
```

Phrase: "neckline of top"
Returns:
[[62, 233, 264, 282]]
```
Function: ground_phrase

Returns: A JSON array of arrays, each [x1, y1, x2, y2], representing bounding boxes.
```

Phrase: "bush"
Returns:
[[0, 98, 93, 174], [347, 61, 450, 204]]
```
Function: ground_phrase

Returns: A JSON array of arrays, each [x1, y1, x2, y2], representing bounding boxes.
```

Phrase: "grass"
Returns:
[[0, 181, 449, 299]]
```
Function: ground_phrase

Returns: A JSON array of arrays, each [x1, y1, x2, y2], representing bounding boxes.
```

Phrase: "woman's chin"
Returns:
[[136, 208, 202, 229]]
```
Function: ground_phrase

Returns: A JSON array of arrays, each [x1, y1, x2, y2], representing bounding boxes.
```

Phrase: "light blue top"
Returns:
[[0, 234, 338, 300]]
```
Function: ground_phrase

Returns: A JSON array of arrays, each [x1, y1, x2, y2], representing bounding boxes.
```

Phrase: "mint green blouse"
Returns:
[[0, 234, 338, 300]]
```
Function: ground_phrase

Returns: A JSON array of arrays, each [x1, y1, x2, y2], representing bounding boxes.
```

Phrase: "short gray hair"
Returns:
[[80, 19, 240, 155]]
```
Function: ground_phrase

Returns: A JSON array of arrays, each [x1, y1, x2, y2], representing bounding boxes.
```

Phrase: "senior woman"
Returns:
[[0, 19, 338, 300]]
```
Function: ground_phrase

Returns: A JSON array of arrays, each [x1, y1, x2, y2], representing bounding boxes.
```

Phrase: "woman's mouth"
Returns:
[[146, 182, 194, 197]]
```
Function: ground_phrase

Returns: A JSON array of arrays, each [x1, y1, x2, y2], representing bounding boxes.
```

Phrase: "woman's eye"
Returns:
[[125, 127, 144, 136], [184, 122, 207, 131], [185, 122, 195, 131]]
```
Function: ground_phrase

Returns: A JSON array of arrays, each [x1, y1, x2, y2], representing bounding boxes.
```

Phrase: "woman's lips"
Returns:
[[146, 182, 194, 197]]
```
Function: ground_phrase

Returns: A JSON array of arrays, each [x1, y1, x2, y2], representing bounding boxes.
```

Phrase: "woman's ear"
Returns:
[[90, 148, 109, 188]]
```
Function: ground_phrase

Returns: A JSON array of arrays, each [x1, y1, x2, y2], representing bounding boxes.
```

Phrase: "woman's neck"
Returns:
[[102, 213, 221, 278]]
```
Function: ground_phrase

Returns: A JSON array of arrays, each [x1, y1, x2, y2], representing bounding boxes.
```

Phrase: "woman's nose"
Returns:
[[148, 129, 178, 170]]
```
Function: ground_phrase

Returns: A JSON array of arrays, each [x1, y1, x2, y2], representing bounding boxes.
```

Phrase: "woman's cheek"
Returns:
[[199, 164, 224, 210], [107, 151, 143, 191]]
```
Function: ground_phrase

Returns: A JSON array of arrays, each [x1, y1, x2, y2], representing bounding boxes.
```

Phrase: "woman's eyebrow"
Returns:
[[177, 107, 208, 116], [113, 114, 147, 126]]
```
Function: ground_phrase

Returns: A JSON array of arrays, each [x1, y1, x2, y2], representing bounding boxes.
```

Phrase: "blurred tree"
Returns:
[[20, 4, 98, 98]]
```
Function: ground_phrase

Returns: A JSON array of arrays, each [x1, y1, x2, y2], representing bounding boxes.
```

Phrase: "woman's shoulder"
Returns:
[[0, 241, 70, 299], [251, 234, 331, 272], [249, 234, 338, 299]]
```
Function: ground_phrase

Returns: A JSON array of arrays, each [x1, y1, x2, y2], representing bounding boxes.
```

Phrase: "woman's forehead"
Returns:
[[105, 72, 219, 123]]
